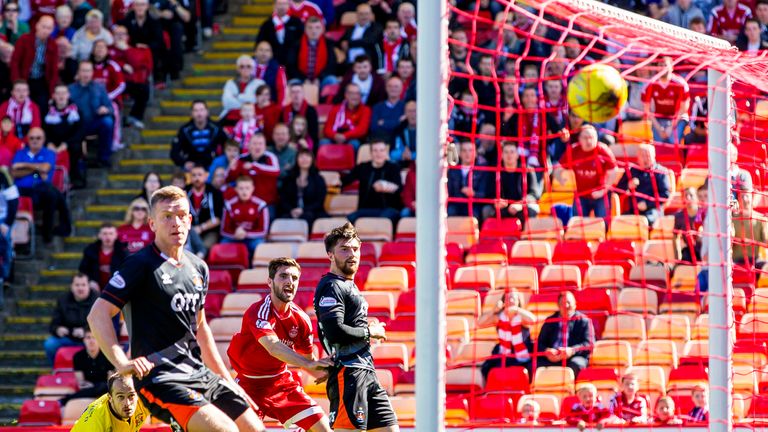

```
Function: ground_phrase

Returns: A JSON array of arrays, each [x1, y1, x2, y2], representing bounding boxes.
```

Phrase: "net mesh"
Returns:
[[440, 0, 768, 427]]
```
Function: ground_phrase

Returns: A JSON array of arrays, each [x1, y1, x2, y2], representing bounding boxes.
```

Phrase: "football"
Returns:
[[567, 63, 629, 123]]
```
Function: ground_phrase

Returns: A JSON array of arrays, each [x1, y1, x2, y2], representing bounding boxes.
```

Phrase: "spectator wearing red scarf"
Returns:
[[287, 16, 337, 89], [322, 83, 371, 150], [281, 81, 319, 146], [376, 19, 410, 77]]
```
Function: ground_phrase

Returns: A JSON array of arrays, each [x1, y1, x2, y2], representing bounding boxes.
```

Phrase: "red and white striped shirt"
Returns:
[[497, 312, 530, 362], [289, 0, 323, 23]]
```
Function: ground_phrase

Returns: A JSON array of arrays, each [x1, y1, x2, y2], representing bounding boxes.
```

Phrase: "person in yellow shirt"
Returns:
[[71, 373, 150, 431]]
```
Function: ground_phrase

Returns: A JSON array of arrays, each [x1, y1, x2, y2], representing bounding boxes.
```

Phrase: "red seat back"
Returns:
[[208, 243, 249, 281], [379, 242, 416, 265], [35, 372, 78, 390], [316, 144, 355, 171], [53, 347, 83, 372], [208, 270, 233, 294], [470, 393, 517, 422], [485, 366, 530, 393], [18, 399, 61, 426]]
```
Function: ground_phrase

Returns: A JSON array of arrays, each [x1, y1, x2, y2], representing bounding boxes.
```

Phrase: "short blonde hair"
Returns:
[[150, 186, 187, 215], [85, 8, 103, 22], [521, 399, 541, 412], [236, 54, 254, 68], [55, 4, 72, 18], [576, 383, 597, 395]]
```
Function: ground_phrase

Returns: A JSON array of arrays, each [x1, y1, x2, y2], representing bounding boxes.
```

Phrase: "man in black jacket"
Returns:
[[447, 140, 490, 221], [0, 166, 17, 308], [535, 291, 594, 377], [256, 0, 303, 65], [118, 0, 164, 83], [340, 140, 402, 224], [186, 164, 223, 250], [43, 84, 84, 187], [340, 3, 382, 70], [43, 273, 99, 364], [170, 100, 228, 170], [78, 223, 129, 292]]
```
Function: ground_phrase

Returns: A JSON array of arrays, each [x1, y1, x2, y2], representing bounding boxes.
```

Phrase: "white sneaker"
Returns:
[[112, 142, 125, 151], [203, 28, 213, 39]]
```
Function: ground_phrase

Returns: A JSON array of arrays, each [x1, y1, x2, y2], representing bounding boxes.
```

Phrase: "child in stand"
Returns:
[[655, 396, 683, 425], [566, 383, 621, 430], [518, 399, 541, 425], [688, 385, 709, 422], [608, 373, 650, 424], [232, 102, 260, 150], [290, 114, 314, 152]]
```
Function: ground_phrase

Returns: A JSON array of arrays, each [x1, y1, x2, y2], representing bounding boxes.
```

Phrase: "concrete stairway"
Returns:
[[0, 0, 270, 423]]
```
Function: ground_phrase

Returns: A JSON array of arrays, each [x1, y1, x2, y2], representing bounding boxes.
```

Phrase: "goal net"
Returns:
[[423, 0, 768, 428]]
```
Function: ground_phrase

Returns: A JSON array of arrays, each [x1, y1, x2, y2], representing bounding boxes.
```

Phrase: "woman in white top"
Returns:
[[219, 54, 265, 124]]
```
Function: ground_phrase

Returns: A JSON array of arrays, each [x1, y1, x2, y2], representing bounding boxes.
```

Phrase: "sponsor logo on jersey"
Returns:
[[161, 273, 173, 285], [192, 274, 204, 291], [187, 390, 204, 402], [356, 407, 365, 423], [109, 271, 126, 289], [170, 292, 201, 312], [289, 326, 299, 338], [256, 319, 272, 330], [318, 297, 337, 307]]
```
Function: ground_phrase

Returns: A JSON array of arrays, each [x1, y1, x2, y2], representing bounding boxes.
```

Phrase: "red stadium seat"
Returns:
[[552, 240, 594, 275], [52, 167, 67, 193], [749, 395, 768, 418], [480, 218, 522, 247], [594, 240, 636, 276], [485, 366, 530, 394], [465, 241, 508, 266], [208, 270, 233, 294], [575, 367, 619, 388], [298, 267, 326, 290], [34, 372, 79, 398], [53, 347, 83, 372], [360, 242, 378, 267], [208, 243, 249, 281], [395, 290, 416, 318], [575, 288, 615, 314], [316, 144, 355, 171], [446, 242, 465, 266], [18, 399, 61, 426], [379, 242, 416, 266], [55, 150, 70, 173], [469, 393, 517, 422]]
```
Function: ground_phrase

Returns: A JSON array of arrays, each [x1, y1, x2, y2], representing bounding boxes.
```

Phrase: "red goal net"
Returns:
[[438, 0, 768, 427]]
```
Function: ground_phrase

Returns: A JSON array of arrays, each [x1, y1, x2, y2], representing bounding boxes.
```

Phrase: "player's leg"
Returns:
[[233, 407, 265, 432], [365, 370, 399, 432], [306, 416, 333, 432], [187, 404, 239, 432], [327, 366, 365, 431]]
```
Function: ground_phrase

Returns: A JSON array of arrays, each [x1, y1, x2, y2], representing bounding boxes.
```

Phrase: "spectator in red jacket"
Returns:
[[0, 80, 42, 138], [226, 132, 280, 211], [10, 15, 59, 111], [0, 116, 23, 162], [254, 84, 281, 140], [90, 39, 125, 150], [117, 198, 154, 253], [322, 83, 371, 151], [220, 175, 269, 259], [109, 25, 152, 128]]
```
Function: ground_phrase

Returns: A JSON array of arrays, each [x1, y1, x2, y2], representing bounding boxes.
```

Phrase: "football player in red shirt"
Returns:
[[228, 257, 333, 432], [642, 57, 690, 145]]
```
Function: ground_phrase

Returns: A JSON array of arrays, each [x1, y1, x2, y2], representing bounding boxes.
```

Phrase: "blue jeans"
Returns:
[[201, 0, 214, 28], [221, 237, 263, 262], [575, 195, 608, 218], [0, 226, 12, 281], [84, 115, 115, 164], [44, 335, 81, 365], [651, 118, 687, 145]]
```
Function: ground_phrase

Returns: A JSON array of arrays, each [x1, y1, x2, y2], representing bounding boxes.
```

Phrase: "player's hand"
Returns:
[[368, 322, 387, 340], [118, 356, 155, 379], [591, 189, 606, 199], [313, 369, 330, 385], [637, 201, 648, 212]]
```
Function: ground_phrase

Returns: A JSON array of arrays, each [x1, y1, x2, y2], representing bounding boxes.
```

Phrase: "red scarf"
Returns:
[[381, 36, 403, 73], [272, 13, 288, 43], [497, 312, 530, 362], [331, 103, 354, 133], [297, 34, 328, 79], [282, 100, 308, 123]]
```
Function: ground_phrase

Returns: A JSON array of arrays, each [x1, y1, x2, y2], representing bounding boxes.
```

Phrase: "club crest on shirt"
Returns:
[[109, 271, 126, 289], [289, 326, 299, 338], [187, 390, 204, 402], [161, 273, 173, 285], [356, 407, 365, 423], [192, 275, 204, 291]]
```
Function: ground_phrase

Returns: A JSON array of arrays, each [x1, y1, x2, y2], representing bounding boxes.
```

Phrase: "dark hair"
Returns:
[[224, 139, 240, 150], [353, 54, 371, 64], [171, 171, 187, 185], [287, 147, 317, 179], [323, 222, 360, 253], [99, 221, 116, 230], [139, 171, 162, 201], [190, 99, 207, 110], [256, 84, 271, 96], [688, 16, 706, 27], [385, 19, 400, 27], [11, 79, 27, 88], [107, 373, 134, 394], [306, 16, 323, 25], [268, 257, 301, 280], [745, 17, 761, 28], [73, 272, 89, 281], [190, 163, 208, 172]]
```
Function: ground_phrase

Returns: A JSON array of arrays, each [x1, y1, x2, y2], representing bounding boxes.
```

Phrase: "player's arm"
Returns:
[[258, 335, 332, 373], [196, 310, 233, 380], [88, 299, 152, 377], [316, 287, 369, 344]]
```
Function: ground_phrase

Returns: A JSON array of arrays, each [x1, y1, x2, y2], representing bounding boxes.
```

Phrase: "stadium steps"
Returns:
[[0, 0, 270, 423]]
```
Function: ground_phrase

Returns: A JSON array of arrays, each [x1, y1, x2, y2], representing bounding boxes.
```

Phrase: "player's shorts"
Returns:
[[236, 370, 325, 430], [137, 367, 250, 430], [326, 365, 398, 430]]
